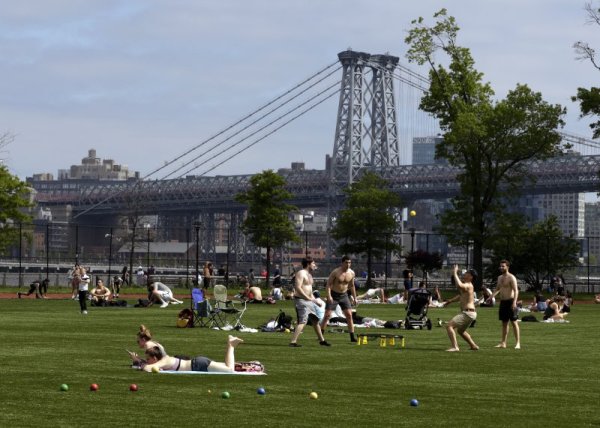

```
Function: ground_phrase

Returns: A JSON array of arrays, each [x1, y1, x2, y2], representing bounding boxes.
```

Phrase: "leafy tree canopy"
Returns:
[[573, 2, 600, 138], [0, 165, 32, 254], [487, 216, 580, 291], [332, 171, 402, 283], [405, 9, 566, 285], [236, 170, 299, 285]]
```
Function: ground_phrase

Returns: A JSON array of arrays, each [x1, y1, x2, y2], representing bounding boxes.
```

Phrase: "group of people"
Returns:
[[443, 260, 521, 351]]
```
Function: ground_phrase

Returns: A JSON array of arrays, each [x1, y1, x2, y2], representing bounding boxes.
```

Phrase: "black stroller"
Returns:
[[405, 288, 433, 330]]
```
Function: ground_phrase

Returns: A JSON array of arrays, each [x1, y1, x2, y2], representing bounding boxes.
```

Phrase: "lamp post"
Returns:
[[105, 228, 113, 285], [193, 221, 201, 287], [410, 228, 416, 253], [225, 224, 230, 287], [144, 224, 151, 278]]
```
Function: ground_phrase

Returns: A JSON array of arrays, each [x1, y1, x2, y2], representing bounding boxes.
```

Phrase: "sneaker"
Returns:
[[82, 310, 88, 315], [319, 341, 332, 347], [437, 319, 443, 327], [289, 343, 302, 347], [160, 302, 169, 308]]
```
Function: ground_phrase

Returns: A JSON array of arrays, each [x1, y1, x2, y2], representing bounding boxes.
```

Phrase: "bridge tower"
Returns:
[[330, 50, 401, 186]]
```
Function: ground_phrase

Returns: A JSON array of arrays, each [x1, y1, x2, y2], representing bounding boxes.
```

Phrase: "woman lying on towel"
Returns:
[[141, 335, 244, 373]]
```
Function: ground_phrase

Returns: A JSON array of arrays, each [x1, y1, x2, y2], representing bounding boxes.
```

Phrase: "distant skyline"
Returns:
[[1, 1, 598, 181]]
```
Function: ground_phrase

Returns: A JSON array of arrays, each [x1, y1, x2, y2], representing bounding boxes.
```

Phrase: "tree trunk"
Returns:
[[366, 248, 373, 288], [129, 227, 136, 289], [265, 245, 271, 287], [473, 240, 483, 290]]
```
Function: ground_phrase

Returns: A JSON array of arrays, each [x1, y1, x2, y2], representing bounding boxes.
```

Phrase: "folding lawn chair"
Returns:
[[210, 284, 247, 330], [192, 288, 212, 327]]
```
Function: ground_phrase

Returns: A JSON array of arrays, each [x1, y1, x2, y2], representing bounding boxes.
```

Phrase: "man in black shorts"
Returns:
[[491, 260, 521, 349], [320, 256, 358, 342]]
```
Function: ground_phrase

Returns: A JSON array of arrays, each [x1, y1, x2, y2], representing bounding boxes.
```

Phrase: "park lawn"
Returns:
[[0, 298, 598, 428]]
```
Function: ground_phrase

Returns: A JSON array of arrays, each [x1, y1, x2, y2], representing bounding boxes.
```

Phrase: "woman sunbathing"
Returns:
[[141, 335, 244, 373]]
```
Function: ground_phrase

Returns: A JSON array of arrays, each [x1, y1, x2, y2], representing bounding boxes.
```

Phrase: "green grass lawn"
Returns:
[[0, 296, 599, 427]]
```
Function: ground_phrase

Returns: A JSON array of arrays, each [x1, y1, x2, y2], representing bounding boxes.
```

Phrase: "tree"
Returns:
[[405, 250, 443, 283], [331, 171, 402, 287], [0, 171, 31, 254], [405, 9, 566, 287], [235, 170, 299, 286], [573, 2, 600, 138], [487, 216, 581, 291]]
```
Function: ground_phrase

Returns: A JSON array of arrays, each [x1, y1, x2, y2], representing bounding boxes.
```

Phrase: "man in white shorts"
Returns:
[[442, 265, 479, 352]]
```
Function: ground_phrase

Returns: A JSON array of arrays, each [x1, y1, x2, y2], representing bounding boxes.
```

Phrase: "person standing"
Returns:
[[289, 257, 330, 347], [121, 266, 129, 286], [320, 255, 358, 342], [442, 265, 479, 352], [77, 270, 91, 315], [203, 262, 213, 291], [491, 260, 521, 349]]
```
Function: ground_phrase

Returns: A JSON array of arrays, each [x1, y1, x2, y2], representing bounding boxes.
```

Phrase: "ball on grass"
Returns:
[[221, 391, 230, 399], [410, 398, 419, 407], [409, 210, 417, 217], [151, 366, 159, 373], [309, 392, 318, 400], [90, 383, 99, 391], [60, 384, 69, 392], [129, 384, 138, 392], [257, 387, 266, 395]]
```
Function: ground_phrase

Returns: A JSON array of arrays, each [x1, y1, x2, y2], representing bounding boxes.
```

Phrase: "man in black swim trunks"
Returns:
[[491, 260, 521, 350], [320, 256, 358, 342]]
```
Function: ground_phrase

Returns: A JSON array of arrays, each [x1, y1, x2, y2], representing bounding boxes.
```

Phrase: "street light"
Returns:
[[193, 221, 201, 287], [410, 228, 416, 253], [144, 223, 151, 280], [105, 229, 113, 285], [191, 220, 202, 327]]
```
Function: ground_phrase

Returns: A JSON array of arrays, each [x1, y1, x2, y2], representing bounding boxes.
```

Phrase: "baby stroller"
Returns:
[[405, 288, 432, 330]]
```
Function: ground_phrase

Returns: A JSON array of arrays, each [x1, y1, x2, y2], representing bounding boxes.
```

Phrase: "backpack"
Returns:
[[177, 308, 194, 328], [275, 310, 293, 331]]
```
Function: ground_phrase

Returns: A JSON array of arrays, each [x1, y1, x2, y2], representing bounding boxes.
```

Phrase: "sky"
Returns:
[[0, 0, 598, 181]]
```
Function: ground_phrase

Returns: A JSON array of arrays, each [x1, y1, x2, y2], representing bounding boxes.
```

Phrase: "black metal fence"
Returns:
[[2, 222, 600, 292]]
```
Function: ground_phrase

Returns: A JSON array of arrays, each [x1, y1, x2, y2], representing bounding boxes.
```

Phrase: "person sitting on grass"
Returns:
[[90, 279, 112, 306], [595, 294, 600, 304], [141, 335, 244, 373], [530, 290, 547, 312], [543, 295, 569, 321], [18, 279, 49, 299], [147, 280, 183, 308]]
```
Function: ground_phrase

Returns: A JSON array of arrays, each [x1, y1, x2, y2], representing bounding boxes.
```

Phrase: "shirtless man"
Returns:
[[289, 257, 330, 347], [491, 260, 521, 349], [320, 255, 358, 342], [442, 265, 479, 352], [90, 279, 112, 306]]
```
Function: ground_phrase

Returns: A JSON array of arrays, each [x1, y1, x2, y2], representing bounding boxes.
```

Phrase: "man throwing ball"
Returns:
[[443, 265, 479, 352], [320, 256, 358, 342]]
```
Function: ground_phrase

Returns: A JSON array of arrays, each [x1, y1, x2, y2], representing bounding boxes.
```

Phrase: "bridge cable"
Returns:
[[160, 67, 341, 180], [177, 83, 341, 178]]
